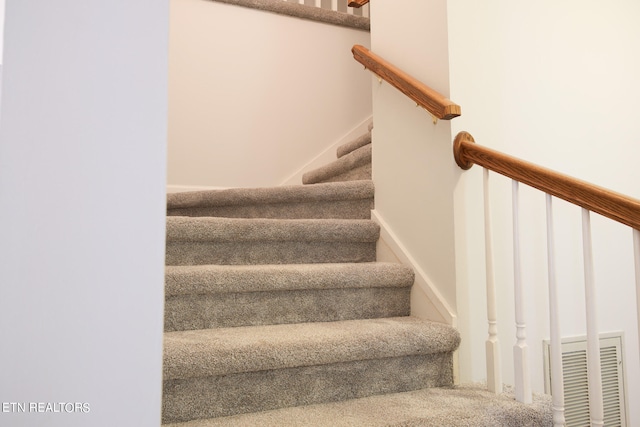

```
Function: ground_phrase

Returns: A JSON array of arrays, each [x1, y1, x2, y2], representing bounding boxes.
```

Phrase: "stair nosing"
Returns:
[[163, 317, 460, 380]]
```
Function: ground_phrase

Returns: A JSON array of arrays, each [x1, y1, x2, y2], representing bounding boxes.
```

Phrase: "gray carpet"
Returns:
[[162, 130, 552, 425], [167, 180, 375, 219], [164, 262, 413, 330], [163, 385, 552, 427], [165, 217, 379, 265], [302, 144, 372, 184], [337, 131, 372, 158]]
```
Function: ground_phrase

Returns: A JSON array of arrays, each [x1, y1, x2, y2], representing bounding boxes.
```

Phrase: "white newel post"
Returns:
[[581, 209, 604, 427], [546, 195, 566, 427], [512, 180, 532, 403], [484, 168, 502, 393]]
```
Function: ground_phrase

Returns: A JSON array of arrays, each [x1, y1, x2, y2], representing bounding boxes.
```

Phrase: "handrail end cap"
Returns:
[[454, 131, 475, 170]]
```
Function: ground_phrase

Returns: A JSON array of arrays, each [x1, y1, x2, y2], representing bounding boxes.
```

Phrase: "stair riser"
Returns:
[[165, 287, 411, 331], [167, 199, 373, 219], [165, 241, 377, 265], [162, 353, 455, 423]]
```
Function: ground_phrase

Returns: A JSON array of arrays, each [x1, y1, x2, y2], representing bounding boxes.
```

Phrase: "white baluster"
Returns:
[[363, 3, 369, 18], [634, 229, 640, 356], [546, 195, 566, 427], [298, 0, 304, 5], [331, 0, 338, 12], [512, 180, 532, 403], [484, 169, 502, 394], [347, 5, 354, 14], [582, 209, 604, 427], [314, 0, 321, 7]]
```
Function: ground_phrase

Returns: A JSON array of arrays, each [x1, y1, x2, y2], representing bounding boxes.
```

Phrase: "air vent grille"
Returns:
[[544, 334, 627, 427]]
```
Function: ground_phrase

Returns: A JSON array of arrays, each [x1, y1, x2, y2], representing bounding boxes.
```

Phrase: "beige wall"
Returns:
[[369, 0, 458, 324], [168, 0, 372, 189]]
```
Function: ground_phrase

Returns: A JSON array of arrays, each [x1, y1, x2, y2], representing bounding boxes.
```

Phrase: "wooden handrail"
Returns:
[[348, 0, 369, 7], [454, 131, 640, 230], [351, 45, 461, 120]]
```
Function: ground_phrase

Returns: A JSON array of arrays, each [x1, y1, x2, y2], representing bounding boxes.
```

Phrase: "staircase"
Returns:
[[162, 129, 552, 426]]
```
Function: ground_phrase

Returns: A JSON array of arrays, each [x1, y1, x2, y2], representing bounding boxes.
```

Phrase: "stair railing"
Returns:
[[291, 0, 369, 17], [352, 43, 640, 425], [348, 0, 369, 7], [454, 131, 640, 427], [351, 45, 461, 121]]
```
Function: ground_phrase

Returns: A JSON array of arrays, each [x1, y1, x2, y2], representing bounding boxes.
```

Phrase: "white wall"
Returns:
[[0, 0, 4, 61], [0, 1, 168, 426], [448, 1, 640, 424], [168, 0, 372, 189], [0, 0, 5, 103], [369, 0, 458, 322]]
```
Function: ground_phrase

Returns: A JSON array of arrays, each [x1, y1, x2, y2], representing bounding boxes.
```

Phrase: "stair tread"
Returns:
[[162, 385, 552, 427], [166, 217, 380, 242], [166, 262, 414, 296], [167, 180, 374, 210], [303, 145, 371, 185], [336, 132, 371, 158], [163, 317, 460, 380]]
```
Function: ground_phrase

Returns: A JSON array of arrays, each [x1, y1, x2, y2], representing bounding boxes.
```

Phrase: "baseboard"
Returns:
[[167, 184, 228, 193], [280, 116, 373, 186], [372, 209, 457, 327]]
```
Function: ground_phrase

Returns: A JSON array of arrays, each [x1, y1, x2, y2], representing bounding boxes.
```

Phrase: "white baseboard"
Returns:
[[166, 184, 227, 193], [280, 116, 373, 186], [372, 209, 457, 327]]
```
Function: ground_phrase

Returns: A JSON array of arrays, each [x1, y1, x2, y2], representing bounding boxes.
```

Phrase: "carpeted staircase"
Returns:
[[162, 129, 552, 426]]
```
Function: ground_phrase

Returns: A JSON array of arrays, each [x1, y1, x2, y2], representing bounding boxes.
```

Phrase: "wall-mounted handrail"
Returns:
[[348, 0, 369, 7], [454, 131, 640, 230], [351, 45, 461, 120]]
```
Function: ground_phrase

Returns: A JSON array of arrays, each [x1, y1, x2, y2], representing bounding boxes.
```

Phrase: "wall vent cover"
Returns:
[[543, 333, 627, 427]]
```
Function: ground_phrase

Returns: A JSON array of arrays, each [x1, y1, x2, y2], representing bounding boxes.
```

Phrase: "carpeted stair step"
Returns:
[[302, 144, 371, 184], [167, 180, 374, 219], [162, 317, 460, 424], [164, 262, 414, 331], [336, 131, 371, 158], [165, 217, 379, 265], [162, 385, 552, 427]]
